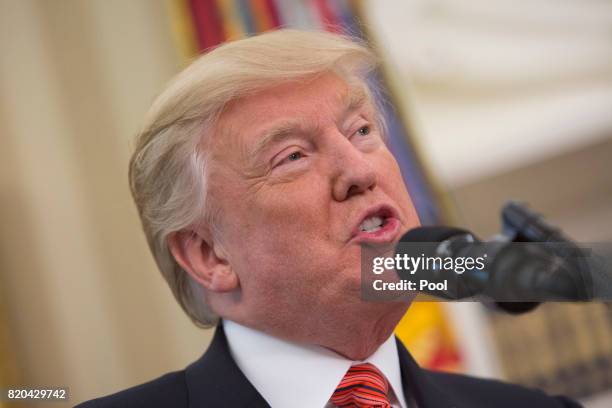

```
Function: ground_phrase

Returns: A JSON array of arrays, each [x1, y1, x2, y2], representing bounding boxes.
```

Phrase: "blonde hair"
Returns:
[[129, 29, 380, 327]]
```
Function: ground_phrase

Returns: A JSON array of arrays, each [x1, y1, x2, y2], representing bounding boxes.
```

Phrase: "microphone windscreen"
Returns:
[[399, 226, 471, 243]]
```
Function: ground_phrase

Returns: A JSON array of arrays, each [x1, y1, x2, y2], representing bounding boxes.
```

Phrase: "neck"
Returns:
[[318, 303, 409, 360], [233, 301, 410, 361]]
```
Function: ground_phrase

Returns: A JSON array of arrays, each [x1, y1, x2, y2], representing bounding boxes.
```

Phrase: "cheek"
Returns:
[[251, 176, 330, 233], [375, 151, 419, 219], [374, 150, 405, 190], [221, 176, 333, 273]]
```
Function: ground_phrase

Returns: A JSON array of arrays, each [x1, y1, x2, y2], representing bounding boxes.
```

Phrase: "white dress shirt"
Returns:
[[224, 319, 410, 408]]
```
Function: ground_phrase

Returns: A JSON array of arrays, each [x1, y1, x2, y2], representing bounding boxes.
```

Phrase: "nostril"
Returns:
[[346, 184, 361, 199]]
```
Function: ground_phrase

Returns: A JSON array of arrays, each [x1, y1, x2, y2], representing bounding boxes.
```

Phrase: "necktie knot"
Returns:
[[331, 363, 392, 407]]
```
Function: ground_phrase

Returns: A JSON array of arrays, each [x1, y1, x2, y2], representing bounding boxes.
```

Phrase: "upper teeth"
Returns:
[[360, 216, 384, 232]]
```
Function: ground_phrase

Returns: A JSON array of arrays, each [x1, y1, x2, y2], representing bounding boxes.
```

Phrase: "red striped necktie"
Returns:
[[331, 363, 392, 407]]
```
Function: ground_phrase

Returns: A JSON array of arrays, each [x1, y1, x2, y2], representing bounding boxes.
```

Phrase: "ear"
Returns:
[[167, 230, 239, 293]]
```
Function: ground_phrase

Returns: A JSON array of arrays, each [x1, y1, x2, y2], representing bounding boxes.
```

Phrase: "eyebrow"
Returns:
[[248, 122, 304, 162], [248, 85, 370, 160], [344, 85, 369, 113]]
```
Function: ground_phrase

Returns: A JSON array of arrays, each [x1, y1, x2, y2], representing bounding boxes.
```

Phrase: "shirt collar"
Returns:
[[224, 319, 407, 408]]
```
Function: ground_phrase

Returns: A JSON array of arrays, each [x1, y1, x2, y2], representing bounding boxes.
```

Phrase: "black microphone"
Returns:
[[395, 226, 592, 307]]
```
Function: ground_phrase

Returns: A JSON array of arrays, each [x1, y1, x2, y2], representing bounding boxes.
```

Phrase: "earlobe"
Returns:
[[167, 230, 239, 293], [208, 267, 239, 292]]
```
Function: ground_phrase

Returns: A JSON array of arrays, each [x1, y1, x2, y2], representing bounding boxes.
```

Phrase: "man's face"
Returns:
[[207, 73, 419, 334]]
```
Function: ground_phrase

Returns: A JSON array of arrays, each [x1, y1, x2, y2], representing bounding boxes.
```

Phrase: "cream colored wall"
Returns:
[[365, 0, 612, 188], [0, 1, 212, 406]]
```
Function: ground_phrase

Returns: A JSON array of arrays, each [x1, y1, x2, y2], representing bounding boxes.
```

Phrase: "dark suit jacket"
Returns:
[[76, 323, 582, 407]]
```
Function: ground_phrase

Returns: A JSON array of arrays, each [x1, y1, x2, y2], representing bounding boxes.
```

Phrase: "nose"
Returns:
[[330, 137, 378, 202]]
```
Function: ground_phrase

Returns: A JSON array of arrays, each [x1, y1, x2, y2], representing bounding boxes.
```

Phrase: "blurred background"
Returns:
[[1, 0, 611, 407]]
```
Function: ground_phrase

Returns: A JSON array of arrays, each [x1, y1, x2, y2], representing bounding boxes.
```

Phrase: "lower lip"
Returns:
[[352, 217, 401, 245]]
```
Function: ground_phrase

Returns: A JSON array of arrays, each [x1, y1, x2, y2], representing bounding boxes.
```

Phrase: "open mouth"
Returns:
[[352, 205, 400, 244], [359, 214, 389, 233]]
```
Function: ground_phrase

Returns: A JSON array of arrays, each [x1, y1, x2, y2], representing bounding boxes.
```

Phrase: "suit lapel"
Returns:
[[395, 337, 457, 408], [185, 323, 270, 408]]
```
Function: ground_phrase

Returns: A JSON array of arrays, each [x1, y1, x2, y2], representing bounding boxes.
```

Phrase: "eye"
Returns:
[[274, 150, 305, 167], [356, 125, 371, 136], [286, 151, 303, 161]]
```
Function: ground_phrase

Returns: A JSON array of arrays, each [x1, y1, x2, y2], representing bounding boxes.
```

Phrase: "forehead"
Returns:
[[212, 73, 371, 150]]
